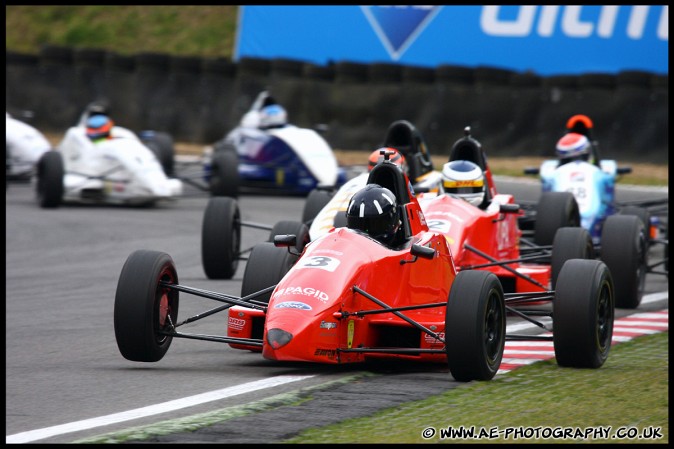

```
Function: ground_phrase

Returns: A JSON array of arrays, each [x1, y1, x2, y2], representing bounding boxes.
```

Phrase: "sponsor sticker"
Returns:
[[273, 286, 329, 303], [228, 316, 246, 330], [274, 301, 312, 310]]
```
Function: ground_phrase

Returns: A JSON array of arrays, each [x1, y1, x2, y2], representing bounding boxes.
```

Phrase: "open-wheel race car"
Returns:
[[177, 90, 347, 198], [520, 114, 668, 306], [114, 157, 616, 382], [35, 102, 182, 208]]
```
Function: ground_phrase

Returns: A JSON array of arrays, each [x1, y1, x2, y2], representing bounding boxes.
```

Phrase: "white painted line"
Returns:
[[5, 374, 315, 444], [6, 293, 668, 444]]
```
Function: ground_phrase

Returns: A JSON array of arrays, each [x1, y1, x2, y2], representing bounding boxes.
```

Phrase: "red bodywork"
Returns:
[[419, 192, 551, 294], [228, 167, 459, 364]]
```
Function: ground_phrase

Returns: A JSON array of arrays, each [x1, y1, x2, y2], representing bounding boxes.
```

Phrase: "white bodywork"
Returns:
[[268, 126, 339, 187], [57, 125, 182, 205], [6, 113, 52, 177]]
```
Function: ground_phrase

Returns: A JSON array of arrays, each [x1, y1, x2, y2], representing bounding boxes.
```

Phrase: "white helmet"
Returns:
[[259, 104, 287, 129], [442, 160, 486, 207]]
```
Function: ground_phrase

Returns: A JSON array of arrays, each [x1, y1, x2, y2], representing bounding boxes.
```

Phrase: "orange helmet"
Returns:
[[368, 147, 405, 172]]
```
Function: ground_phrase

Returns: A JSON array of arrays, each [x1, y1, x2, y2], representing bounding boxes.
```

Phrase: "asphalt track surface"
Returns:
[[5, 173, 668, 444]]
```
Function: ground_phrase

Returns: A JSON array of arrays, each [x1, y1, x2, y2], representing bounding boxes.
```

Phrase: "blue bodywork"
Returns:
[[538, 159, 620, 243]]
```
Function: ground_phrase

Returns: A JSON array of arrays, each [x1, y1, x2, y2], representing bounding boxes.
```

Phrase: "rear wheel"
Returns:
[[114, 250, 179, 362], [302, 188, 334, 224], [620, 206, 651, 244], [241, 242, 298, 304], [210, 144, 239, 198], [36, 150, 64, 208], [140, 131, 175, 176], [600, 215, 647, 309], [445, 270, 505, 382], [553, 259, 613, 368], [201, 197, 241, 279], [551, 227, 594, 289], [534, 192, 580, 246], [268, 220, 310, 253]]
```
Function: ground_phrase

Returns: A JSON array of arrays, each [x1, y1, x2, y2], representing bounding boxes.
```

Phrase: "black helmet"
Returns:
[[346, 184, 399, 244]]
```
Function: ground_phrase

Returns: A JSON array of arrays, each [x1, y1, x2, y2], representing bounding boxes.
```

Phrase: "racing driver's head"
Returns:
[[86, 115, 114, 141], [442, 159, 486, 208], [346, 183, 400, 245], [368, 147, 406, 173]]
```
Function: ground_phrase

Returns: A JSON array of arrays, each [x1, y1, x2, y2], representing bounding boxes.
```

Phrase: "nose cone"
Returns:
[[266, 328, 293, 350]]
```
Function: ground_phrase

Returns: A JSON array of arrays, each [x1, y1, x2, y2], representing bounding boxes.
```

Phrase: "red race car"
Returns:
[[114, 157, 615, 382]]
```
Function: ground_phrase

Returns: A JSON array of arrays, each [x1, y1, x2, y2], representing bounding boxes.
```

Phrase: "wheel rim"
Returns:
[[484, 291, 504, 364], [595, 280, 613, 352], [154, 268, 176, 345]]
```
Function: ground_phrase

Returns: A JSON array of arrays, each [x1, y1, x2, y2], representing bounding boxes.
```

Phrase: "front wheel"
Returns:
[[36, 150, 64, 208], [114, 250, 180, 362], [445, 270, 505, 382], [553, 259, 614, 368], [534, 192, 580, 246], [202, 197, 241, 279]]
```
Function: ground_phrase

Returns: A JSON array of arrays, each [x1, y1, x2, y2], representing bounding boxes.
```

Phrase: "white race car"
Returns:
[[36, 105, 182, 208], [6, 112, 53, 182]]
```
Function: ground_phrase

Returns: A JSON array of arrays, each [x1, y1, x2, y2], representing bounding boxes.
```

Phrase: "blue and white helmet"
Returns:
[[556, 133, 590, 161], [442, 160, 486, 207], [259, 104, 287, 129]]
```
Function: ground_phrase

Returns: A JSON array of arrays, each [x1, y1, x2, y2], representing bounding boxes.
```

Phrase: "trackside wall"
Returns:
[[5, 46, 669, 163]]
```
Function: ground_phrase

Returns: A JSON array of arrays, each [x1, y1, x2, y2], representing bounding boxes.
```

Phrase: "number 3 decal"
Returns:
[[298, 256, 340, 272]]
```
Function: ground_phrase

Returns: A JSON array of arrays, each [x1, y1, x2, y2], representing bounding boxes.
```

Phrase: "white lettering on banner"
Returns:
[[481, 5, 668, 40]]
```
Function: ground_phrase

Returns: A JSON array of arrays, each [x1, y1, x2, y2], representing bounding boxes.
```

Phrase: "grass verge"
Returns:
[[285, 331, 669, 444]]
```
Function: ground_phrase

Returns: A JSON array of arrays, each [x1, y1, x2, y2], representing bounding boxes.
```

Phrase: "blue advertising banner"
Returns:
[[235, 5, 668, 75]]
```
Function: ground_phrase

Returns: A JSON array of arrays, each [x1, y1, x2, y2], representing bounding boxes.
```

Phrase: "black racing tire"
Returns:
[[268, 220, 310, 253], [333, 210, 348, 229], [553, 259, 614, 368], [445, 270, 505, 382], [241, 242, 298, 304], [620, 206, 651, 244], [534, 192, 580, 246], [551, 227, 594, 289], [210, 145, 239, 198], [600, 215, 647, 309], [201, 197, 241, 280], [141, 131, 175, 177], [36, 150, 64, 208], [665, 223, 669, 276], [301, 188, 334, 224], [114, 250, 179, 362]]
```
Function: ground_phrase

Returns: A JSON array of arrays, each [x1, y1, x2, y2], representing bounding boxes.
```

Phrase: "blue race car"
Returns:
[[201, 91, 346, 197]]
